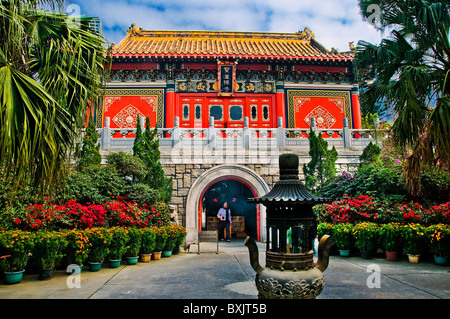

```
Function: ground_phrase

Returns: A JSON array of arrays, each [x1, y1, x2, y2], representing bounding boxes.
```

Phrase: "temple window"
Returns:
[[229, 105, 243, 121], [183, 104, 190, 120], [209, 105, 223, 121]]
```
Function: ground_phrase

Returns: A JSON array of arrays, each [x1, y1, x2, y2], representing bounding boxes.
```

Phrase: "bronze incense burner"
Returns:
[[245, 153, 335, 299]]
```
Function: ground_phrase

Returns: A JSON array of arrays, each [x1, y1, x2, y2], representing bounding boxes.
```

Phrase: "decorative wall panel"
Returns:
[[285, 89, 352, 129], [97, 88, 165, 129]]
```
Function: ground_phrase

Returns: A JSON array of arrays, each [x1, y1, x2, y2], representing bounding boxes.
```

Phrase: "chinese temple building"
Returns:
[[96, 25, 361, 134], [95, 25, 366, 243]]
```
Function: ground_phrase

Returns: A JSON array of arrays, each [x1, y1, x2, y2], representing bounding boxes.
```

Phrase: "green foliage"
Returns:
[[32, 230, 67, 269], [62, 229, 90, 266], [133, 116, 173, 202], [401, 223, 426, 255], [85, 227, 112, 262], [125, 227, 141, 257], [317, 223, 334, 239], [0, 230, 35, 272], [62, 165, 125, 204], [0, 1, 108, 197], [361, 113, 379, 129], [332, 223, 354, 250], [60, 151, 170, 206], [106, 152, 148, 182], [126, 183, 161, 206], [77, 117, 101, 170], [321, 164, 407, 200], [356, 0, 450, 192], [352, 222, 379, 252], [107, 227, 130, 260], [359, 142, 382, 166], [303, 128, 338, 194], [139, 228, 156, 254], [152, 226, 168, 252], [378, 223, 403, 252], [420, 166, 450, 203]]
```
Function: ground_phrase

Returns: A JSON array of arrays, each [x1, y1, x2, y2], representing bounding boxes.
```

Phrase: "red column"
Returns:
[[165, 80, 176, 129], [351, 85, 362, 129], [275, 81, 285, 127]]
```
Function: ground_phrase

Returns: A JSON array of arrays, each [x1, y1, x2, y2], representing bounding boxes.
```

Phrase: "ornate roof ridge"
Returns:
[[111, 24, 353, 60], [123, 24, 317, 40]]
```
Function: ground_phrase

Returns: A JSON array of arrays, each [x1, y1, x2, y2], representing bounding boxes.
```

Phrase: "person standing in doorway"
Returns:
[[217, 202, 232, 242]]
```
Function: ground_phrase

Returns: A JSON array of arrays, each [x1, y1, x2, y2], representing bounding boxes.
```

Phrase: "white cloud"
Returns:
[[73, 0, 383, 50]]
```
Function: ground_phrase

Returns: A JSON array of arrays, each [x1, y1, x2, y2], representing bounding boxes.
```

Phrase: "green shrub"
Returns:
[[378, 223, 403, 252], [106, 152, 148, 182], [126, 183, 161, 206], [352, 222, 379, 252], [321, 164, 407, 199], [125, 227, 141, 257], [62, 165, 125, 204], [332, 223, 354, 250], [317, 222, 334, 239], [0, 230, 35, 272], [359, 142, 381, 166], [107, 227, 129, 260], [77, 117, 101, 170], [303, 128, 338, 194], [32, 230, 67, 270], [139, 228, 156, 254]]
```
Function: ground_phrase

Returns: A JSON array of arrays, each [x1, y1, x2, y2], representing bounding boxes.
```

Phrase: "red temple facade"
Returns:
[[95, 25, 362, 134]]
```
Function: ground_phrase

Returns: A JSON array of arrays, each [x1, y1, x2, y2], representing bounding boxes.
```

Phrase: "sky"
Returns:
[[71, 0, 384, 52]]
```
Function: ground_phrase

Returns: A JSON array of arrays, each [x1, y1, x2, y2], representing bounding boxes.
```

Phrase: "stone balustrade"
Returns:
[[94, 116, 380, 156]]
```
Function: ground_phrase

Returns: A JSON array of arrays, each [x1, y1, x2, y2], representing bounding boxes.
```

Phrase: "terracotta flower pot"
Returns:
[[385, 251, 398, 262]]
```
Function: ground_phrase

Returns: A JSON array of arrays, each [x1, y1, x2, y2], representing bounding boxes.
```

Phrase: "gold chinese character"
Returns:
[[246, 83, 255, 91], [197, 82, 206, 91]]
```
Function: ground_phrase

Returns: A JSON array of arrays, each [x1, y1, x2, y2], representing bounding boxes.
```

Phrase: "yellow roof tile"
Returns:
[[112, 28, 353, 61]]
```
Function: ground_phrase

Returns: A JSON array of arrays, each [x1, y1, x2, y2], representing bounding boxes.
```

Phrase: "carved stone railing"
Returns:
[[92, 116, 379, 153]]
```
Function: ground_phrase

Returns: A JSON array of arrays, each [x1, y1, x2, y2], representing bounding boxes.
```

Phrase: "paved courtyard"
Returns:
[[0, 238, 448, 300]]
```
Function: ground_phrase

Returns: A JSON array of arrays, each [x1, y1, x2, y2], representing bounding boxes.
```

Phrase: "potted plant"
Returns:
[[139, 228, 156, 262], [62, 229, 90, 274], [317, 223, 334, 239], [32, 230, 68, 280], [426, 224, 449, 266], [0, 230, 35, 284], [378, 223, 402, 261], [352, 222, 379, 259], [107, 227, 129, 268], [151, 226, 167, 260], [402, 223, 426, 263], [332, 223, 354, 257], [124, 227, 141, 265], [162, 225, 178, 257], [85, 227, 112, 271], [172, 225, 187, 255]]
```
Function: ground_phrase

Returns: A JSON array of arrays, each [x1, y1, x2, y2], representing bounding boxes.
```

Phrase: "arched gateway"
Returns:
[[185, 164, 270, 243]]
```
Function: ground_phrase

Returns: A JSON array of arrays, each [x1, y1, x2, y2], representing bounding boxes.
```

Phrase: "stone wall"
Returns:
[[162, 148, 362, 230]]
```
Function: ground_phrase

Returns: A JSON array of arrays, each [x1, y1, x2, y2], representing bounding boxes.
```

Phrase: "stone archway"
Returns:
[[185, 164, 270, 243]]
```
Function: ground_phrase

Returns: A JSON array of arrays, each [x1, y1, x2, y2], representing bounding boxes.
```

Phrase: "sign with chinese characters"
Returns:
[[217, 61, 236, 96]]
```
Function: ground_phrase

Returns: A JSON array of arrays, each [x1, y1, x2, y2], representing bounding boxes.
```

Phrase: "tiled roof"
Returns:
[[112, 26, 353, 62]]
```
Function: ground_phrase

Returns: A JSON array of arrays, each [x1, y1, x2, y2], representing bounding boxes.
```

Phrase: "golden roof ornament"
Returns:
[[297, 27, 315, 40]]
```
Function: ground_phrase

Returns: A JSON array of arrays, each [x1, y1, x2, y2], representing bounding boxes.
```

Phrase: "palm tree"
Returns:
[[0, 0, 109, 197], [355, 0, 450, 197]]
